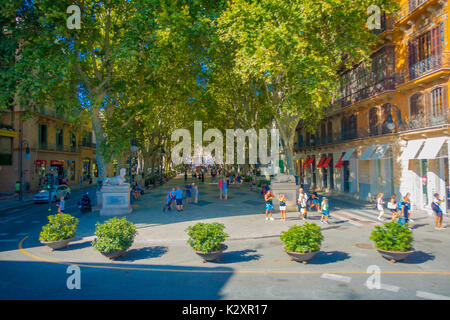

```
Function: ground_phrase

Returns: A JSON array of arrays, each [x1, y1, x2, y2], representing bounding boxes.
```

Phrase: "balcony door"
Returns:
[[410, 93, 425, 128], [408, 25, 442, 79]]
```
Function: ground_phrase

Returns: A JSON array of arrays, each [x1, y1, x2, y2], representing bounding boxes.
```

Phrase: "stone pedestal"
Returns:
[[99, 184, 132, 216], [270, 174, 298, 211]]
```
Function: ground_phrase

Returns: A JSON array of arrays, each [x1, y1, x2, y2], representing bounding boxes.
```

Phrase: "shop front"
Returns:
[[50, 160, 65, 184]]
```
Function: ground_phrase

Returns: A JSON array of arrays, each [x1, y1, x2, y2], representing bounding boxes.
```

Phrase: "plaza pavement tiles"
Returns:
[[2, 175, 450, 299]]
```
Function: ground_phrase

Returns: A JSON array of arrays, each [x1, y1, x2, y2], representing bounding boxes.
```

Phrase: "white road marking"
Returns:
[[380, 283, 400, 292], [416, 291, 450, 300], [321, 273, 352, 283]]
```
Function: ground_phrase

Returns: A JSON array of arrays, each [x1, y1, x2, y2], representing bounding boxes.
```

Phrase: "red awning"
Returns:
[[322, 157, 332, 168], [335, 155, 344, 168], [305, 158, 314, 168], [316, 157, 326, 168], [303, 158, 310, 168]]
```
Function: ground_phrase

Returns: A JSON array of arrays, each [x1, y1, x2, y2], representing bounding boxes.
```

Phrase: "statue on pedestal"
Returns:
[[103, 168, 129, 186]]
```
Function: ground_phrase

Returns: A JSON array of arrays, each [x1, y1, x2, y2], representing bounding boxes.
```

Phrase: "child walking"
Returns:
[[298, 188, 308, 220], [57, 196, 65, 217], [387, 194, 398, 222], [279, 193, 287, 222], [320, 197, 330, 224], [265, 190, 274, 221]]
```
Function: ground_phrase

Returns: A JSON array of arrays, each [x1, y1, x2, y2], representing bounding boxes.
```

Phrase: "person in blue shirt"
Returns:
[[185, 184, 192, 204], [320, 197, 330, 224], [174, 186, 184, 211], [398, 193, 411, 229], [222, 178, 228, 200], [432, 193, 445, 230], [163, 188, 175, 212], [57, 196, 65, 217]]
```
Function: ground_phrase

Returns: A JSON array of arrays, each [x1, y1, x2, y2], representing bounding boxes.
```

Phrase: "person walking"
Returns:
[[201, 171, 204, 183], [184, 170, 188, 181], [309, 188, 320, 211], [265, 190, 274, 221], [398, 193, 411, 229], [57, 196, 65, 217], [193, 183, 199, 204], [185, 183, 192, 205], [218, 178, 223, 200], [163, 188, 175, 212], [320, 197, 330, 224], [222, 177, 228, 200], [279, 193, 287, 222], [174, 186, 183, 212], [431, 193, 445, 230], [14, 181, 20, 199], [387, 194, 399, 222], [376, 193, 385, 221], [298, 188, 308, 220]]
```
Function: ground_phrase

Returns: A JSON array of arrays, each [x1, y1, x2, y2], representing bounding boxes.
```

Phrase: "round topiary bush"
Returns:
[[39, 213, 78, 242], [186, 222, 229, 253], [92, 217, 136, 253], [370, 222, 413, 252], [280, 222, 323, 253]]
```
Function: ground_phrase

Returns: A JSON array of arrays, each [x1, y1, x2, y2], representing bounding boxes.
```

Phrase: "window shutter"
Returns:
[[408, 39, 418, 78]]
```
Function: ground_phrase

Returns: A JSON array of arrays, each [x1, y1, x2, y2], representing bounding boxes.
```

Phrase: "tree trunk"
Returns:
[[274, 115, 297, 176], [91, 107, 106, 183]]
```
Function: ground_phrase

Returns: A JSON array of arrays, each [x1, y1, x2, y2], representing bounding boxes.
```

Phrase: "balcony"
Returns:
[[396, 54, 444, 85], [79, 141, 96, 148], [39, 143, 78, 153], [372, 14, 394, 36]]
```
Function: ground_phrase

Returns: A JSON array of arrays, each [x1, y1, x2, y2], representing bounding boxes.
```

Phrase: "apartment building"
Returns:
[[0, 105, 98, 193], [294, 0, 449, 214]]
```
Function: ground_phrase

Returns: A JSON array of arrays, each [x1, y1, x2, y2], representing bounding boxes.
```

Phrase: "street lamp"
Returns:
[[160, 146, 165, 184], [19, 138, 30, 201], [130, 137, 138, 203], [386, 105, 403, 131]]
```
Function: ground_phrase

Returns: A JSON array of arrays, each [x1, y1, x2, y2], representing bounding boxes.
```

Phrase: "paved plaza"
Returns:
[[0, 175, 449, 299]]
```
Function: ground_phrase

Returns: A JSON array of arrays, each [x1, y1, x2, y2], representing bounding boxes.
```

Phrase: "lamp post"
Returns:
[[160, 146, 165, 185], [386, 104, 403, 131], [130, 137, 138, 203], [18, 137, 30, 201]]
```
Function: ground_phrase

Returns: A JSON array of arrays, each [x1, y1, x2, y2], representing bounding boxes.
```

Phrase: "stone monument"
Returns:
[[99, 168, 132, 216], [269, 173, 298, 211]]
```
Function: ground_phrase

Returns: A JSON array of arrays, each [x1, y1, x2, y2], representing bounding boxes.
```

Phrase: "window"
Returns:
[[408, 25, 442, 79], [381, 103, 392, 133], [430, 87, 444, 117], [410, 93, 425, 118], [0, 137, 12, 165], [39, 124, 47, 148], [56, 129, 64, 150], [369, 108, 379, 136], [349, 115, 357, 139], [327, 121, 332, 142]]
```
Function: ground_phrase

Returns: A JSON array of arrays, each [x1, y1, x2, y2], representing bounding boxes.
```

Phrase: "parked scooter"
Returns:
[[78, 192, 92, 213]]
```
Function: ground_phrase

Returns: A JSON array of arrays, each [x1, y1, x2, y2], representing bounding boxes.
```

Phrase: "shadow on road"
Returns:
[[307, 251, 351, 265], [404, 251, 435, 264], [116, 246, 169, 262], [219, 249, 262, 264]]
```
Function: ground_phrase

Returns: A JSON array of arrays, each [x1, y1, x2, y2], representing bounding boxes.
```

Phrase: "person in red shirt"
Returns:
[[218, 178, 223, 200]]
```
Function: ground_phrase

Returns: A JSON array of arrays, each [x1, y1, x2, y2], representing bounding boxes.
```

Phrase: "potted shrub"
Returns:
[[370, 222, 414, 263], [186, 222, 229, 262], [280, 222, 323, 264], [39, 213, 79, 250], [92, 217, 136, 260]]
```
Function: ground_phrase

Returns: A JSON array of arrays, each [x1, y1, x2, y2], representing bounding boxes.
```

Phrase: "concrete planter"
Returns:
[[286, 250, 319, 264], [41, 238, 73, 250], [376, 248, 415, 263], [100, 249, 127, 260], [195, 244, 227, 263]]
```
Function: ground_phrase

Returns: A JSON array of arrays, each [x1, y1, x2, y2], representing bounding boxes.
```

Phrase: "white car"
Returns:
[[33, 185, 71, 203]]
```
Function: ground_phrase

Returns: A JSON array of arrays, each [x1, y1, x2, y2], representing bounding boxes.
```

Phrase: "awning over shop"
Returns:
[[335, 155, 345, 168], [371, 144, 391, 159], [305, 158, 314, 168], [417, 137, 448, 160], [316, 157, 326, 168], [399, 139, 425, 160], [302, 158, 310, 167], [342, 148, 356, 161], [360, 145, 377, 160], [322, 156, 332, 168]]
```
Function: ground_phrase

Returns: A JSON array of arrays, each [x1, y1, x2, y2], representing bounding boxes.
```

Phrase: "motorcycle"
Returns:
[[78, 193, 92, 213]]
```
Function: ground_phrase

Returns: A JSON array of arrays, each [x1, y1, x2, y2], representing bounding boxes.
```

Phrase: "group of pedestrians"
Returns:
[[376, 192, 446, 230], [262, 186, 330, 223], [163, 183, 199, 213]]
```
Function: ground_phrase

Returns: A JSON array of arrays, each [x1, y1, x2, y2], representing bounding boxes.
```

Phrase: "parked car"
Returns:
[[33, 185, 71, 203]]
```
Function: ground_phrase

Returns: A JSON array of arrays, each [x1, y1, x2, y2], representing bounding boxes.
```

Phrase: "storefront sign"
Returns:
[[35, 160, 47, 166], [0, 128, 17, 138], [51, 160, 64, 166]]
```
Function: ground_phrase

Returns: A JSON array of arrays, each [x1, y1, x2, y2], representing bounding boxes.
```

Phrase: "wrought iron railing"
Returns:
[[396, 55, 442, 84], [39, 143, 78, 153]]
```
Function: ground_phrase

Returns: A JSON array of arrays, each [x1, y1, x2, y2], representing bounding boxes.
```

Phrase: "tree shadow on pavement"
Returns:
[[218, 249, 262, 264], [117, 246, 169, 262], [308, 251, 351, 265]]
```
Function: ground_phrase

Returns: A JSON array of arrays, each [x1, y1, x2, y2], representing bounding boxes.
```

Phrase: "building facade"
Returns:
[[294, 0, 449, 214], [0, 105, 98, 193]]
